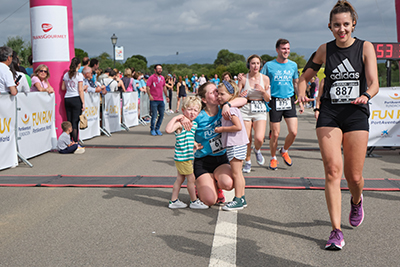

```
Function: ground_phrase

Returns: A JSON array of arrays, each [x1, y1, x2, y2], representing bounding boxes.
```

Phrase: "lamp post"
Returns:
[[111, 33, 118, 68]]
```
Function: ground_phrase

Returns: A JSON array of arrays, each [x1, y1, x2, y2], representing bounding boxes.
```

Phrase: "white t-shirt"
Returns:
[[0, 62, 15, 93], [63, 72, 84, 98], [16, 71, 30, 93], [101, 77, 118, 92]]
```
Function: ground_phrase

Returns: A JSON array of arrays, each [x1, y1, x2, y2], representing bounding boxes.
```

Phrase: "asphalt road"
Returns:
[[0, 93, 399, 266]]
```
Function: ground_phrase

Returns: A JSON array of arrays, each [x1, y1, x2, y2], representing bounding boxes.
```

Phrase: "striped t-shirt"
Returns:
[[174, 121, 197, 162]]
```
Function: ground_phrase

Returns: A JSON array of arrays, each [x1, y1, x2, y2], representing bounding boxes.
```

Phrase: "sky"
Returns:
[[0, 0, 397, 63]]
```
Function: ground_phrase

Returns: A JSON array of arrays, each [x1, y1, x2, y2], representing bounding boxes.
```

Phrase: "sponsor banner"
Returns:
[[103, 92, 121, 133], [122, 92, 139, 128], [17, 92, 56, 159], [115, 46, 124, 60], [30, 6, 69, 62], [368, 87, 400, 146], [0, 95, 18, 170], [80, 93, 101, 140]]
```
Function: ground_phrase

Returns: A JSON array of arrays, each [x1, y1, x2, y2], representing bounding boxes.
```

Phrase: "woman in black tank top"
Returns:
[[175, 76, 187, 113], [297, 0, 379, 250]]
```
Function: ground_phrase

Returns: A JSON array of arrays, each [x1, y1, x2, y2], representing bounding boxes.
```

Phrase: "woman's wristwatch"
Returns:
[[222, 101, 231, 107], [313, 108, 320, 112]]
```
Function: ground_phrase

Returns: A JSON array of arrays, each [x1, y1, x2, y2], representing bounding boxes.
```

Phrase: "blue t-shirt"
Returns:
[[194, 109, 225, 158], [185, 78, 191, 88], [210, 78, 220, 86], [261, 59, 298, 99], [26, 67, 33, 77]]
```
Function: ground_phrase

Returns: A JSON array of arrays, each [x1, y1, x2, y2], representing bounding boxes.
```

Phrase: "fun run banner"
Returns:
[[368, 87, 400, 147], [122, 91, 139, 128], [0, 94, 18, 170], [16, 92, 56, 159], [103, 92, 121, 133], [79, 92, 101, 140]]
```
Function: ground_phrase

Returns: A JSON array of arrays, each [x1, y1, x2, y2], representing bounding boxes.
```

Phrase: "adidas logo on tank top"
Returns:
[[330, 58, 360, 80]]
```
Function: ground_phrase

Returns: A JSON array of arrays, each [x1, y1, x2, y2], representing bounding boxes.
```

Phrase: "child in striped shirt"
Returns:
[[165, 96, 208, 209]]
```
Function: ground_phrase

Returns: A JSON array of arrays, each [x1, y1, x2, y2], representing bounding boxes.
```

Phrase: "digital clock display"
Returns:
[[372, 42, 400, 60]]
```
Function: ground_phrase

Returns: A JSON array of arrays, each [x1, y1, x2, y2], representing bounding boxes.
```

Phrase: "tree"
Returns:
[[130, 55, 147, 65], [5, 36, 31, 67], [288, 52, 306, 68], [214, 49, 245, 66], [95, 52, 113, 70], [260, 54, 276, 63], [75, 48, 88, 61], [123, 57, 148, 73], [227, 60, 248, 76]]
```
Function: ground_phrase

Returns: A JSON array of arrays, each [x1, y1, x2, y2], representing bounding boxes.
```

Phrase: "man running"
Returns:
[[261, 39, 302, 170]]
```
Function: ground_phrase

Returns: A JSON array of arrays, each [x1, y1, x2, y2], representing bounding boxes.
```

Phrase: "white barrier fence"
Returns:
[[368, 87, 400, 147], [0, 94, 18, 170]]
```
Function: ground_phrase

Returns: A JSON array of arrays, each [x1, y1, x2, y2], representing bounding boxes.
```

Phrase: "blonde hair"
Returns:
[[182, 96, 202, 111], [218, 80, 240, 101], [33, 64, 50, 79], [124, 68, 132, 78]]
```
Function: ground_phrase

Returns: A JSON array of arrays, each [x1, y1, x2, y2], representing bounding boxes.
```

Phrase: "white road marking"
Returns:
[[209, 190, 237, 267]]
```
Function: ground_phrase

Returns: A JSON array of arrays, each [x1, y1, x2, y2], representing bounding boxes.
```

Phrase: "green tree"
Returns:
[[288, 52, 306, 68], [74, 48, 88, 61], [5, 36, 31, 67], [123, 57, 148, 73], [95, 52, 113, 70], [214, 49, 245, 66], [260, 54, 276, 63], [130, 55, 147, 65], [227, 60, 248, 76]]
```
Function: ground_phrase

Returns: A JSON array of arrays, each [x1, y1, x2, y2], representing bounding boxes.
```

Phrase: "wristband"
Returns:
[[362, 92, 371, 100], [222, 101, 231, 107], [313, 108, 320, 112]]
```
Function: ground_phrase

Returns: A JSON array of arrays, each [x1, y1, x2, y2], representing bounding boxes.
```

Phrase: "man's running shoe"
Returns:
[[241, 195, 247, 208], [190, 199, 209, 209], [222, 197, 244, 211], [217, 189, 225, 204], [242, 162, 251, 173], [349, 194, 364, 227], [279, 148, 292, 166], [269, 158, 278, 170], [253, 147, 265, 165], [325, 229, 345, 250], [168, 199, 187, 209]]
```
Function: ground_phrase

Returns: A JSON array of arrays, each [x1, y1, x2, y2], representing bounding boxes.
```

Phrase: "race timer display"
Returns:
[[372, 42, 400, 60]]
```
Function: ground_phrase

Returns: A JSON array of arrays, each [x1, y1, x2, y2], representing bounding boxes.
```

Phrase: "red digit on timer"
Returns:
[[385, 44, 393, 58], [376, 44, 383, 58]]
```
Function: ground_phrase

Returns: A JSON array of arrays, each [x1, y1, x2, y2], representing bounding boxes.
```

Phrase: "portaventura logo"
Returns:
[[32, 23, 66, 40]]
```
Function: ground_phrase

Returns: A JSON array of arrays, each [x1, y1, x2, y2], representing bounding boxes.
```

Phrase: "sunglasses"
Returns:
[[39, 70, 48, 73]]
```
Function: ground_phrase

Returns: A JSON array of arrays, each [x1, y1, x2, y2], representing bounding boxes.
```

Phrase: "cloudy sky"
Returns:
[[0, 0, 397, 63]]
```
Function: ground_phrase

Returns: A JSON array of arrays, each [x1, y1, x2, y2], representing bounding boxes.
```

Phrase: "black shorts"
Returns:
[[269, 96, 297, 123], [316, 100, 369, 133], [193, 154, 229, 179]]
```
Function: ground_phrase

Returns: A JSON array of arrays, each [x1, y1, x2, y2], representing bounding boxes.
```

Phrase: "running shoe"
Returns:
[[156, 129, 163, 136], [150, 130, 157, 136], [269, 158, 278, 170], [253, 147, 265, 165], [74, 147, 85, 154], [242, 162, 251, 173], [217, 189, 225, 204], [325, 229, 345, 250], [279, 148, 292, 166], [349, 194, 364, 227], [190, 199, 209, 209], [241, 195, 247, 208], [222, 197, 244, 211], [168, 199, 187, 209]]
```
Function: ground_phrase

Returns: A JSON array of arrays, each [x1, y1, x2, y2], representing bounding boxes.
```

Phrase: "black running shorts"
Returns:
[[193, 154, 229, 179], [269, 96, 297, 123], [316, 100, 369, 133]]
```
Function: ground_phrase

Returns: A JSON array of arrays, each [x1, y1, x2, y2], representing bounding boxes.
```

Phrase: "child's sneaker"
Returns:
[[222, 197, 244, 211], [190, 199, 209, 209], [241, 195, 247, 208], [74, 147, 85, 154], [349, 194, 364, 227], [216, 189, 225, 204], [325, 229, 345, 250], [168, 199, 187, 209]]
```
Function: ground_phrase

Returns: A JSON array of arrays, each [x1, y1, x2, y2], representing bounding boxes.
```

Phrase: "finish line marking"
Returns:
[[209, 190, 237, 267]]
